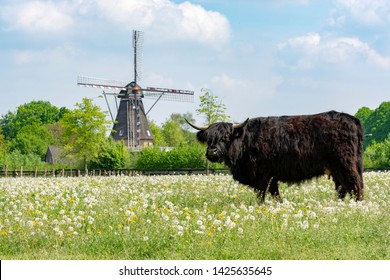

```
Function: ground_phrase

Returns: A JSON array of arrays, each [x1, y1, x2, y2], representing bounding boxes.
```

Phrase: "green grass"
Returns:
[[0, 172, 389, 259]]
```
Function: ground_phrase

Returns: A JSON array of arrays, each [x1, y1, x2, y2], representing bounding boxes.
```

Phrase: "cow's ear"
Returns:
[[196, 131, 207, 143], [232, 118, 248, 138], [232, 126, 245, 138]]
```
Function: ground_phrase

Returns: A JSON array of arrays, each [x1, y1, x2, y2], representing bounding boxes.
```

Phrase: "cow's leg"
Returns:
[[255, 189, 267, 204], [253, 176, 272, 204], [268, 177, 282, 202], [333, 178, 347, 200], [330, 160, 363, 201]]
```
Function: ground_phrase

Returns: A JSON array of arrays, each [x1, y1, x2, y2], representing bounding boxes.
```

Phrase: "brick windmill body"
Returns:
[[78, 30, 194, 149]]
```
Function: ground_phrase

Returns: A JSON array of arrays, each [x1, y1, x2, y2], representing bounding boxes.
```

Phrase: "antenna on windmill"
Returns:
[[77, 30, 194, 150]]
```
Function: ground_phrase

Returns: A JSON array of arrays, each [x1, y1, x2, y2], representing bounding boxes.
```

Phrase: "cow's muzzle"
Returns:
[[206, 148, 220, 162], [207, 148, 218, 157]]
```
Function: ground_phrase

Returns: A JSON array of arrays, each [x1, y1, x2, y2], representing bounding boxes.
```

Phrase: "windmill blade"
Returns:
[[143, 87, 194, 103], [133, 30, 144, 83], [77, 75, 127, 91]]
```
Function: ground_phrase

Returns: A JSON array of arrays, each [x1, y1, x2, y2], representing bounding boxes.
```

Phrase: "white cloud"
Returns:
[[278, 33, 390, 69], [95, 0, 230, 48], [1, 1, 74, 33], [211, 74, 247, 88], [332, 0, 390, 26], [1, 0, 230, 47], [12, 43, 79, 65], [210, 73, 280, 99], [278, 33, 320, 53]]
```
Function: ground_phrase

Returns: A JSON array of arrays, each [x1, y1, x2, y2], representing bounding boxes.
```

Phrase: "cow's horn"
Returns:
[[185, 118, 209, 131], [232, 118, 249, 129]]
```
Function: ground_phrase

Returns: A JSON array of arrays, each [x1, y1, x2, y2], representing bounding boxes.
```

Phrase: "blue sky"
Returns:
[[1, 0, 389, 126]]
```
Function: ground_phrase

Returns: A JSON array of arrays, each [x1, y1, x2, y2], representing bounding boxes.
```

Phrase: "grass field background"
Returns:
[[0, 172, 389, 259]]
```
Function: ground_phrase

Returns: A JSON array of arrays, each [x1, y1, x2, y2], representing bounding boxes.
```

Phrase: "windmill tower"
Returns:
[[77, 30, 194, 149]]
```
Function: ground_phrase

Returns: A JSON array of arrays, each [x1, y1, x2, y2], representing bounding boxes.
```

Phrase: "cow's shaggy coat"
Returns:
[[189, 111, 364, 202]]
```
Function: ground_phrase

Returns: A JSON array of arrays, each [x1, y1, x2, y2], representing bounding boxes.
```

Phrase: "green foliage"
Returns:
[[162, 120, 186, 147], [45, 122, 65, 146], [136, 144, 206, 169], [0, 128, 7, 154], [0, 101, 67, 166], [11, 123, 53, 158], [364, 134, 390, 169], [355, 101, 390, 169], [149, 121, 166, 147], [89, 138, 130, 170], [169, 112, 195, 130], [0, 100, 67, 140], [355, 101, 390, 148], [136, 143, 226, 170], [196, 88, 230, 125], [61, 98, 110, 171], [2, 150, 45, 171], [355, 106, 373, 124]]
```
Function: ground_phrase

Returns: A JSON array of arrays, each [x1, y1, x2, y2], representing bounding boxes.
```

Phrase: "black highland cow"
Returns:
[[187, 111, 364, 202]]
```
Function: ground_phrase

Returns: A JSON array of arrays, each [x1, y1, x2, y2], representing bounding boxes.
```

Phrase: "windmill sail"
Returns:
[[77, 76, 126, 91], [133, 30, 144, 83]]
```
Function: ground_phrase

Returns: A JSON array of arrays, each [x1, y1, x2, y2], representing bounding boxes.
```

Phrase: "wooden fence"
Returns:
[[0, 166, 388, 178], [0, 166, 231, 178]]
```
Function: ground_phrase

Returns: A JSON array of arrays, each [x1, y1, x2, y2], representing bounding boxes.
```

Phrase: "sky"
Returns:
[[1, 0, 389, 126]]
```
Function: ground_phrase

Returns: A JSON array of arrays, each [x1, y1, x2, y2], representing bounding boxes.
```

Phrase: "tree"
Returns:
[[45, 122, 65, 146], [61, 98, 110, 172], [355, 101, 390, 148], [196, 88, 230, 125], [0, 100, 68, 140], [169, 112, 195, 130], [149, 121, 166, 147], [166, 113, 197, 145], [364, 134, 390, 169], [11, 123, 53, 158], [89, 138, 130, 170], [355, 107, 373, 124], [162, 120, 186, 147], [0, 128, 8, 166]]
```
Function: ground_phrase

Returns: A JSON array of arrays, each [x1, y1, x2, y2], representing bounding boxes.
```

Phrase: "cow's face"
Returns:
[[186, 119, 249, 163], [196, 123, 234, 162]]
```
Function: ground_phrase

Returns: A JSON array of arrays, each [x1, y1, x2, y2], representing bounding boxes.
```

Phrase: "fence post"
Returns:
[[5, 165, 8, 177], [77, 170, 81, 177], [20, 166, 23, 177], [34, 166, 38, 177]]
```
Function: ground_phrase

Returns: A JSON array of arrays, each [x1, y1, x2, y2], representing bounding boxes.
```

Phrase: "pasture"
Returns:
[[0, 172, 389, 259]]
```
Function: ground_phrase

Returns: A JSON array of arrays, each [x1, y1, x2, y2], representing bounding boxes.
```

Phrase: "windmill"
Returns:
[[77, 30, 194, 149]]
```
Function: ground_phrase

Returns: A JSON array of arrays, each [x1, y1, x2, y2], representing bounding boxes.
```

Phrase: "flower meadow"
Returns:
[[0, 172, 389, 259]]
